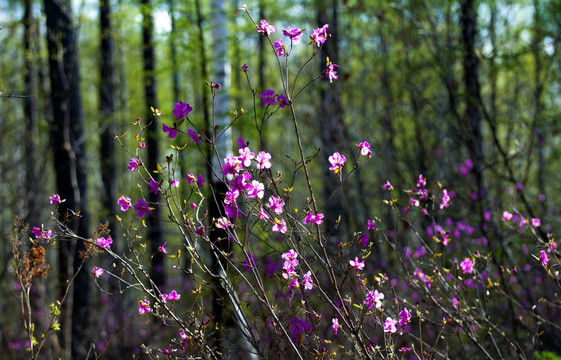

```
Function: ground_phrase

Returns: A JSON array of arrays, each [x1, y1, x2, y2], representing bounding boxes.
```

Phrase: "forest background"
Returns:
[[1, 0, 561, 359]]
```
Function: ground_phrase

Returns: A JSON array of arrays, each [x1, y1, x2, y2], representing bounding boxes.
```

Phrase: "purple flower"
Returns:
[[188, 129, 200, 145], [399, 308, 412, 326], [96, 237, 113, 250], [384, 317, 397, 333], [167, 290, 181, 301], [282, 27, 304, 43], [367, 219, 376, 230], [531, 218, 541, 227], [276, 94, 288, 108], [328, 152, 346, 174], [138, 299, 151, 314], [172, 101, 193, 120], [92, 267, 104, 278], [268, 196, 285, 215], [364, 290, 384, 309], [358, 141, 372, 157], [260, 89, 276, 106], [162, 123, 177, 138], [255, 151, 272, 169], [327, 62, 338, 83], [382, 180, 394, 190], [150, 179, 159, 195], [332, 317, 339, 334], [242, 253, 257, 271], [349, 257, 365, 271], [540, 250, 549, 266], [311, 24, 330, 47], [359, 233, 369, 247], [127, 158, 141, 171], [158, 242, 168, 254], [49, 194, 61, 205], [134, 199, 152, 217], [118, 196, 132, 211], [257, 19, 275, 36], [274, 39, 285, 56], [304, 213, 324, 225], [197, 174, 205, 188], [289, 317, 312, 342], [460, 258, 475, 274]]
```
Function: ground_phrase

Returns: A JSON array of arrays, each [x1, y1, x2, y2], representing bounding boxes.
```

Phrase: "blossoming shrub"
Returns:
[[12, 7, 561, 360]]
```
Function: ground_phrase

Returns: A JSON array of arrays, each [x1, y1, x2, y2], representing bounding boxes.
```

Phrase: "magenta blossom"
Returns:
[[134, 199, 152, 217], [272, 218, 287, 233], [158, 242, 168, 254], [118, 196, 132, 211], [540, 250, 549, 266], [127, 158, 141, 171], [255, 151, 272, 169], [311, 24, 330, 47], [364, 290, 384, 309], [216, 217, 232, 229], [92, 267, 104, 278], [260, 89, 276, 106], [384, 317, 398, 333], [327, 62, 338, 83], [417, 174, 426, 187], [257, 19, 275, 36], [399, 308, 412, 326], [302, 271, 314, 290], [274, 39, 285, 56], [367, 219, 376, 230], [349, 257, 365, 271], [96, 237, 113, 250], [531, 218, 541, 227], [162, 123, 177, 138], [150, 179, 159, 195], [440, 189, 451, 209], [138, 299, 151, 314], [268, 196, 285, 215], [502, 211, 513, 222], [188, 129, 200, 145], [282, 27, 304, 43], [172, 101, 193, 120], [167, 290, 181, 301], [49, 194, 61, 205], [32, 226, 52, 240], [382, 180, 394, 190], [304, 212, 324, 225], [460, 258, 475, 274], [328, 152, 346, 174], [358, 141, 372, 157], [276, 94, 288, 108], [332, 317, 339, 334]]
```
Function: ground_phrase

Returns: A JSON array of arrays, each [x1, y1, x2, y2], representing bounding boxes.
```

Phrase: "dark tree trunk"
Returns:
[[23, 0, 39, 227], [44, 0, 90, 357], [316, 0, 349, 239], [141, 0, 165, 288], [168, 0, 180, 101]]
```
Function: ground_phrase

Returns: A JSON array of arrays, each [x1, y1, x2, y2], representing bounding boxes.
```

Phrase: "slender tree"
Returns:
[[44, 0, 90, 357], [141, 0, 165, 288]]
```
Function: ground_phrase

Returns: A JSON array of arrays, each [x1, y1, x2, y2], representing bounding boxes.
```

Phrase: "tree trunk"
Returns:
[[141, 0, 165, 288], [44, 0, 90, 357]]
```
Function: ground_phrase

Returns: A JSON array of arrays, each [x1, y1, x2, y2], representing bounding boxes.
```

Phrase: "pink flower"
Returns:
[[327, 62, 338, 83], [185, 173, 196, 184], [440, 189, 451, 209], [332, 317, 339, 334], [452, 296, 459, 309], [172, 101, 193, 120], [274, 39, 285, 56], [238, 147, 255, 167], [216, 217, 232, 229], [221, 155, 243, 177], [304, 213, 324, 225], [32, 226, 52, 240], [247, 180, 265, 199], [302, 271, 314, 290], [349, 257, 365, 271], [171, 178, 180, 187], [384, 317, 398, 333], [255, 151, 272, 170], [531, 218, 541, 227], [460, 258, 475, 274], [502, 211, 513, 222], [118, 196, 132, 211], [328, 152, 346, 174], [134, 199, 152, 217], [92, 267, 104, 278], [311, 24, 330, 47], [416, 174, 426, 187], [150, 179, 159, 195], [49, 194, 61, 205], [96, 237, 113, 250], [158, 242, 168, 254], [272, 218, 287, 234], [399, 308, 411, 326], [268, 196, 285, 215], [540, 250, 549, 267], [257, 206, 270, 221], [364, 290, 384, 309], [414, 269, 431, 288], [127, 158, 141, 171], [282, 27, 304, 43], [358, 141, 372, 158], [382, 180, 394, 190], [138, 299, 151, 314], [260, 89, 276, 106], [257, 19, 275, 36], [167, 290, 181, 301], [367, 219, 376, 230], [162, 123, 177, 138]]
